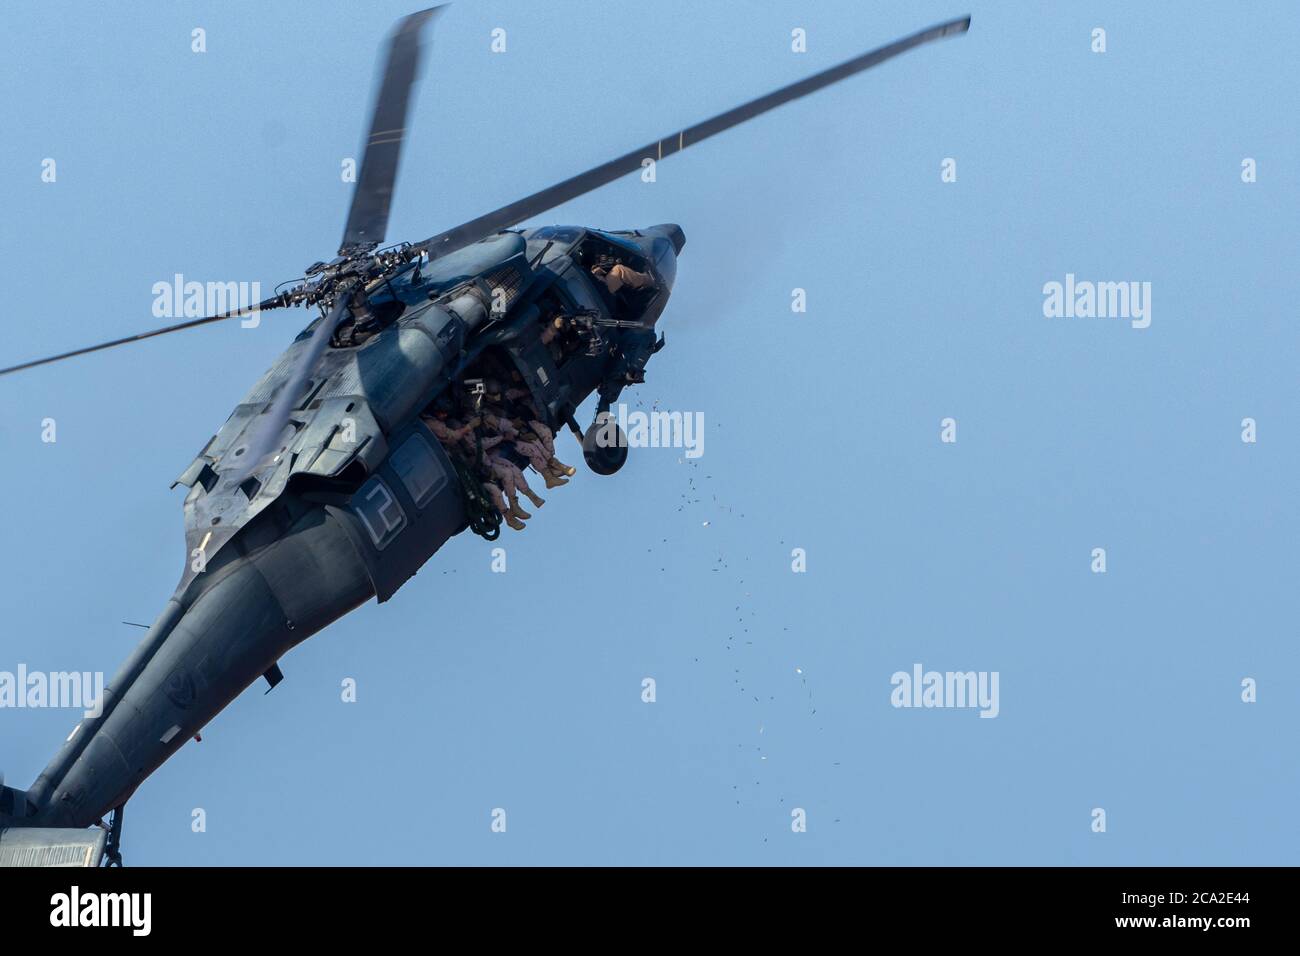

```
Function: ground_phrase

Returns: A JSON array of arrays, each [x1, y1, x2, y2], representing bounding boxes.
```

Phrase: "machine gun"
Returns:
[[557, 309, 650, 357]]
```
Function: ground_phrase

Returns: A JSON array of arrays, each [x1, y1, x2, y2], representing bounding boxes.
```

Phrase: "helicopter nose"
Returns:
[[641, 224, 683, 292], [645, 223, 685, 254]]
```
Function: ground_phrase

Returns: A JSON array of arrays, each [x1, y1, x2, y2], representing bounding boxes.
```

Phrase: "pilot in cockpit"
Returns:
[[590, 255, 654, 296]]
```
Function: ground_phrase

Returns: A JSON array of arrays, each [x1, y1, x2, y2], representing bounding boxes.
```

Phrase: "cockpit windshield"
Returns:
[[590, 230, 643, 256], [527, 226, 584, 246]]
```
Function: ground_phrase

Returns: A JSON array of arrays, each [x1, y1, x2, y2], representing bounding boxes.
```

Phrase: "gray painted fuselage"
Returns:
[[0, 224, 681, 831]]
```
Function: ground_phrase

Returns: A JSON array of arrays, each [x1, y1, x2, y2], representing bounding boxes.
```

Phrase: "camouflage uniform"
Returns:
[[512, 434, 566, 487], [487, 451, 545, 510], [463, 430, 502, 458], [511, 419, 574, 482], [506, 383, 542, 419], [526, 419, 575, 476], [482, 413, 520, 441], [422, 414, 476, 447], [483, 480, 525, 531]]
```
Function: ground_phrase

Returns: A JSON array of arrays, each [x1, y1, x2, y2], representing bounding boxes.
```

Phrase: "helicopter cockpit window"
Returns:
[[527, 226, 585, 268], [590, 230, 643, 257], [573, 234, 649, 274], [529, 226, 584, 245], [572, 234, 656, 321]]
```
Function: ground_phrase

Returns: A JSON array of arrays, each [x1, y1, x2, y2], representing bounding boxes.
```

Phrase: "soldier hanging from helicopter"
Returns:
[[422, 403, 479, 447], [421, 369, 574, 534], [481, 379, 574, 489], [481, 478, 523, 532], [478, 409, 569, 489], [420, 398, 505, 536], [521, 416, 574, 481]]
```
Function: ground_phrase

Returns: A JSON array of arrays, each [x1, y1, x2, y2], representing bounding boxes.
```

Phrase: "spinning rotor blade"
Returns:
[[414, 15, 970, 260], [338, 6, 443, 256], [236, 294, 352, 480], [0, 294, 294, 377], [0, 6, 442, 380]]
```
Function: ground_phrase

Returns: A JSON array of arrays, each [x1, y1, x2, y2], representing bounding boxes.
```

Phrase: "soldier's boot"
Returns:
[[522, 487, 546, 509], [550, 456, 577, 477], [507, 496, 532, 521], [505, 514, 526, 531], [543, 469, 569, 489]]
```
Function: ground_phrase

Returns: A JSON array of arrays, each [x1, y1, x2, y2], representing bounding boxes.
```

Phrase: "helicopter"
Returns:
[[0, 7, 969, 866]]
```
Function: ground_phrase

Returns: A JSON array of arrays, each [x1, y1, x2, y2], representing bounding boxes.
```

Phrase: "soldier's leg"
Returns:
[[490, 460, 532, 520], [517, 440, 549, 473], [517, 440, 565, 487], [530, 421, 556, 457], [509, 461, 546, 509], [524, 421, 572, 474], [485, 481, 525, 531]]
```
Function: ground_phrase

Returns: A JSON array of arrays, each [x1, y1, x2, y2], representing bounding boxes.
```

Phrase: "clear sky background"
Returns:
[[1, 0, 1296, 865]]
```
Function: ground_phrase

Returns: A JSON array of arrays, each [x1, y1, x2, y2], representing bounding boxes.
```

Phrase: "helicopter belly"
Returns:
[[26, 418, 469, 828], [30, 504, 375, 828]]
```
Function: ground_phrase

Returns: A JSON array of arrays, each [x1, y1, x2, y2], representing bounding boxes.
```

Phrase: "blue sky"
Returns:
[[1, 0, 1297, 864]]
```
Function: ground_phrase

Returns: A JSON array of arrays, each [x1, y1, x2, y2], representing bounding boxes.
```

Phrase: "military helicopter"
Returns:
[[0, 7, 969, 865]]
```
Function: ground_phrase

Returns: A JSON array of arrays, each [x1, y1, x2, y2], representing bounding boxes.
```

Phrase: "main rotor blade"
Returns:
[[0, 294, 293, 377], [338, 6, 443, 256], [236, 295, 351, 480], [414, 15, 970, 259]]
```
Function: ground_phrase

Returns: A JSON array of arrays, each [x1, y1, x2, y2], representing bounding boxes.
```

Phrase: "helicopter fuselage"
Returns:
[[1, 223, 681, 831]]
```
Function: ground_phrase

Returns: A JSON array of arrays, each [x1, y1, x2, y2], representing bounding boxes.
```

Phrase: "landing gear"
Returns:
[[582, 411, 628, 476], [102, 804, 125, 867]]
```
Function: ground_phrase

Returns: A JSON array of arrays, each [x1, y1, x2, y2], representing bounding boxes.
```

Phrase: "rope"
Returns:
[[449, 439, 501, 541]]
